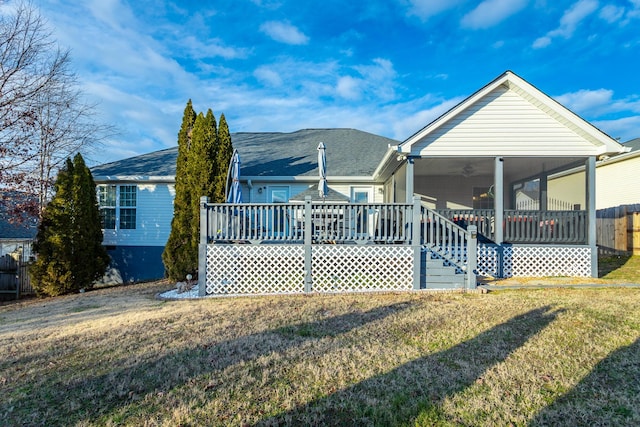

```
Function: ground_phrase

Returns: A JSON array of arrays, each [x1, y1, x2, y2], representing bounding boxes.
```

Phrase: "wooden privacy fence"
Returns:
[[597, 204, 640, 255], [0, 249, 33, 299]]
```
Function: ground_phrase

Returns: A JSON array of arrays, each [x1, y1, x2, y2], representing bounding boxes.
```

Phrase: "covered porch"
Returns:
[[389, 155, 593, 246], [373, 71, 628, 279]]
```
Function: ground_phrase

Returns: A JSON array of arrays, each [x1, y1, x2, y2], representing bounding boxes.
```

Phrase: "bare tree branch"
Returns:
[[0, 1, 115, 219]]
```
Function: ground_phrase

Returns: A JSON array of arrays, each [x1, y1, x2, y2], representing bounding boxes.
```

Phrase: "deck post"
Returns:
[[198, 196, 209, 297], [586, 156, 597, 277], [466, 225, 477, 289], [304, 196, 313, 292], [412, 196, 422, 290], [405, 157, 414, 204]]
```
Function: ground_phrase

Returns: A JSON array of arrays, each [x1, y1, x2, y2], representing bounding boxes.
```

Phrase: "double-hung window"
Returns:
[[97, 185, 137, 230]]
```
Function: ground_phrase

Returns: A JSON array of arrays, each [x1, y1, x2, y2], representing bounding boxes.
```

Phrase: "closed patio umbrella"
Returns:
[[226, 149, 242, 204], [317, 142, 328, 199]]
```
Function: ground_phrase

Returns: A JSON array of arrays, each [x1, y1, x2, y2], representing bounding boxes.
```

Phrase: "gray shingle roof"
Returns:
[[0, 193, 38, 239], [623, 138, 640, 152], [91, 129, 398, 179]]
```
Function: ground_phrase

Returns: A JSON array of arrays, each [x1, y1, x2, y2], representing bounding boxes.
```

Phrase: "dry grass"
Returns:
[[482, 255, 640, 287], [1, 282, 639, 426]]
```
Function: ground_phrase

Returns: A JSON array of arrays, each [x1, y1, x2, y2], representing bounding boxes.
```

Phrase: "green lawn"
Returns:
[[1, 281, 639, 426]]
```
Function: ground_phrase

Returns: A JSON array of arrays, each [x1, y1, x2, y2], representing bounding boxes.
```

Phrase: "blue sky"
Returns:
[[22, 0, 640, 164]]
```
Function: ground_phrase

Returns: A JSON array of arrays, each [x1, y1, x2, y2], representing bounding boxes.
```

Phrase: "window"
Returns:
[[119, 185, 137, 229], [98, 185, 116, 229], [268, 186, 289, 203], [97, 185, 136, 230]]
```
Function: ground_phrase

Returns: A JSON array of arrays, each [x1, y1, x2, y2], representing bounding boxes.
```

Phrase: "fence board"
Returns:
[[596, 204, 640, 255]]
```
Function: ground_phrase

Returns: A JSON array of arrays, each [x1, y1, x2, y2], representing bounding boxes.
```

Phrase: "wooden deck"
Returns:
[[198, 197, 591, 296]]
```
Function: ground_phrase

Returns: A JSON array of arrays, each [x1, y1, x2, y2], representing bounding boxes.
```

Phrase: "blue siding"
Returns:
[[106, 246, 165, 282]]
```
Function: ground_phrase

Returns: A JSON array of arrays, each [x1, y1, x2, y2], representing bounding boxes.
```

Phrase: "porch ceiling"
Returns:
[[413, 156, 586, 181]]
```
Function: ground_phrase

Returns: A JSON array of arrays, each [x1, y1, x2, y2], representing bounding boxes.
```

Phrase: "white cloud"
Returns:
[[532, 36, 551, 48], [599, 4, 625, 23], [181, 36, 250, 60], [253, 67, 283, 87], [555, 0, 599, 35], [336, 76, 362, 100], [555, 89, 640, 141], [405, 0, 466, 20], [392, 97, 464, 140], [461, 0, 529, 29], [593, 116, 640, 142], [85, 0, 137, 33], [332, 58, 398, 101], [260, 21, 309, 45], [250, 0, 282, 9], [533, 0, 598, 48], [555, 89, 640, 116], [555, 88, 614, 115]]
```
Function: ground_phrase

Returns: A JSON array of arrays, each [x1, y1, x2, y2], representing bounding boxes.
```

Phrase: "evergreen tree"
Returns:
[[31, 154, 109, 296], [163, 102, 233, 282], [162, 100, 197, 281], [213, 113, 234, 202], [188, 109, 218, 252]]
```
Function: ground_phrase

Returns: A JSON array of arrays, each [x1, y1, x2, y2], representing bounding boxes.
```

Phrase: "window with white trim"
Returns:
[[97, 184, 137, 230]]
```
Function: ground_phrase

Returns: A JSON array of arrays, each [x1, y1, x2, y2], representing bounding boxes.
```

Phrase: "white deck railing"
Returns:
[[203, 201, 414, 243], [421, 206, 471, 270], [437, 209, 587, 244]]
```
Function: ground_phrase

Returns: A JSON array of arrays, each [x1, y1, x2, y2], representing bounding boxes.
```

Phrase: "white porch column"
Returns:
[[586, 156, 597, 277], [494, 157, 504, 244], [405, 157, 414, 204], [540, 173, 548, 211]]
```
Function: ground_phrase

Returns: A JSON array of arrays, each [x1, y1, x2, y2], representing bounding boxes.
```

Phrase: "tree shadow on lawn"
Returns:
[[258, 305, 561, 426], [530, 336, 640, 426], [1, 301, 413, 425]]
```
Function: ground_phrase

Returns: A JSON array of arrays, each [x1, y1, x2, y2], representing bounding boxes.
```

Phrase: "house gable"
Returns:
[[399, 71, 625, 158]]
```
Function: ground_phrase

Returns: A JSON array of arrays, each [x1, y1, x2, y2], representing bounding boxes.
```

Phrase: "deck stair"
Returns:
[[421, 249, 466, 289]]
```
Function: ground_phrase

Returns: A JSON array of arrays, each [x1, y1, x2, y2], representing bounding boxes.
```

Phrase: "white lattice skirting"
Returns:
[[205, 244, 413, 295], [476, 245, 592, 277], [206, 245, 305, 295], [312, 245, 413, 292]]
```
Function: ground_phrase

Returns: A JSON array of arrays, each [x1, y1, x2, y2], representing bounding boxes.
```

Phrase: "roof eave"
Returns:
[[93, 175, 175, 183], [372, 145, 401, 181]]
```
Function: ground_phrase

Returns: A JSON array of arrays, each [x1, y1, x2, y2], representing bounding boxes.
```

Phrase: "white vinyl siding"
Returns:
[[596, 156, 640, 208], [414, 85, 601, 157], [548, 153, 640, 210], [250, 182, 384, 203], [101, 183, 175, 247], [548, 172, 586, 210]]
